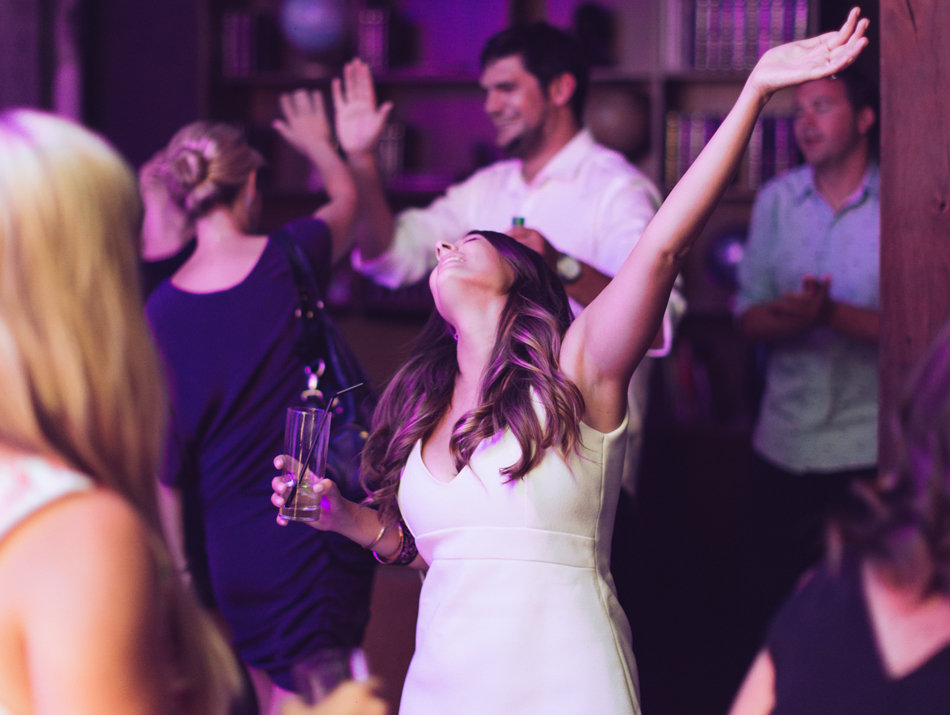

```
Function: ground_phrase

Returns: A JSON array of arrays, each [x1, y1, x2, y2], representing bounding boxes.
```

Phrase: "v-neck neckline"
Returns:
[[854, 558, 950, 683]]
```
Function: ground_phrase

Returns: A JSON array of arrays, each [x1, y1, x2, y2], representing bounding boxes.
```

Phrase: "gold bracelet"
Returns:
[[364, 521, 391, 551], [373, 522, 404, 565]]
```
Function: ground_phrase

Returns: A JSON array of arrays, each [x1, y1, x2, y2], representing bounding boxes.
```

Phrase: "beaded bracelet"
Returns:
[[373, 519, 418, 566]]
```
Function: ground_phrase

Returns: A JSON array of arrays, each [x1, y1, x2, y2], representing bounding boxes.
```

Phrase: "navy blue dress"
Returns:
[[767, 551, 950, 715], [146, 219, 375, 691]]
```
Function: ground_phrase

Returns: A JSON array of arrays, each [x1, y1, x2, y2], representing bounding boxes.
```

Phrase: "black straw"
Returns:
[[284, 383, 364, 510]]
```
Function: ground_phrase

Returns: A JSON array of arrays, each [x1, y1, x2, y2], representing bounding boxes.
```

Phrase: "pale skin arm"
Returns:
[[270, 456, 426, 569], [508, 225, 664, 349], [727, 650, 777, 715], [332, 59, 395, 261], [3, 491, 168, 715], [139, 150, 194, 261], [273, 89, 358, 264], [560, 10, 869, 431]]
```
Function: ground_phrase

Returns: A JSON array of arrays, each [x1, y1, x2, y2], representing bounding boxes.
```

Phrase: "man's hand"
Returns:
[[770, 275, 832, 331], [332, 59, 393, 156], [273, 89, 334, 159], [507, 225, 559, 269]]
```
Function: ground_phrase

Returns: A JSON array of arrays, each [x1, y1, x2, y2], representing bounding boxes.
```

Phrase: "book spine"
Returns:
[[748, 118, 764, 191], [757, 0, 771, 61], [695, 0, 710, 70], [733, 0, 747, 70], [708, 1, 722, 70], [665, 112, 681, 187], [794, 0, 808, 40], [770, 0, 784, 51]]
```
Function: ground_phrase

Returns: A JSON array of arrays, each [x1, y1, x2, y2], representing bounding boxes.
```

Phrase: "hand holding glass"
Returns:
[[279, 407, 331, 522]]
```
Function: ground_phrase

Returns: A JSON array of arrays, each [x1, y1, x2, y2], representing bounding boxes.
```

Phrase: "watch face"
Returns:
[[556, 254, 582, 283]]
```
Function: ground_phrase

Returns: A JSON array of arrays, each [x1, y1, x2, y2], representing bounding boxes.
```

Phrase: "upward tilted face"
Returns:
[[429, 233, 516, 320], [793, 79, 871, 170], [480, 55, 551, 157]]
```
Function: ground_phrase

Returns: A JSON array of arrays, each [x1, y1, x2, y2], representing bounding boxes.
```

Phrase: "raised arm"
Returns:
[[561, 9, 869, 430], [273, 89, 357, 263], [332, 59, 395, 260], [139, 150, 193, 261]]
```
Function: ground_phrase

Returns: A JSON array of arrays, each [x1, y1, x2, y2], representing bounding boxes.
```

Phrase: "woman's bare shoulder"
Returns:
[[1, 487, 155, 606]]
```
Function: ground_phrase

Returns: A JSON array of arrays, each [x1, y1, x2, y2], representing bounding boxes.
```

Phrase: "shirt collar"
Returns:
[[795, 162, 879, 210], [523, 128, 594, 187]]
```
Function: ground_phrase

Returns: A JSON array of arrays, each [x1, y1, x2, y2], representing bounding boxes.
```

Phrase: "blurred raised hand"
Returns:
[[139, 149, 193, 260], [273, 89, 335, 158], [749, 8, 868, 96], [332, 59, 393, 156]]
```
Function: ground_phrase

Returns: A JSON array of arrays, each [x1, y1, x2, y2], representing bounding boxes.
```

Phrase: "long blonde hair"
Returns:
[[0, 110, 239, 713]]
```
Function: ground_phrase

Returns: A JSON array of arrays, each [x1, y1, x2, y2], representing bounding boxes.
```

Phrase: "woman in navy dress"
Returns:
[[145, 91, 375, 714]]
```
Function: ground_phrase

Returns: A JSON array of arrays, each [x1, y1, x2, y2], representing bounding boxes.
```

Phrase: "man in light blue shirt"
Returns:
[[734, 66, 879, 651]]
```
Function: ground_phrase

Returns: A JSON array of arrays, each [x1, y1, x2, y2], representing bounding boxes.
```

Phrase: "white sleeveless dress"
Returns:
[[0, 454, 93, 715], [397, 414, 640, 715]]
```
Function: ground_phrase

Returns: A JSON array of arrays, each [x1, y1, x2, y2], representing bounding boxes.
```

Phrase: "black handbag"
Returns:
[[272, 229, 376, 502]]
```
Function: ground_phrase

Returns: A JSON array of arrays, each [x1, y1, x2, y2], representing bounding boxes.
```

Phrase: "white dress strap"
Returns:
[[0, 454, 93, 545]]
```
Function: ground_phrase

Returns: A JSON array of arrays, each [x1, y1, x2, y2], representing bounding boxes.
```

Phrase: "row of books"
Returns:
[[665, 112, 800, 192], [665, 0, 809, 72]]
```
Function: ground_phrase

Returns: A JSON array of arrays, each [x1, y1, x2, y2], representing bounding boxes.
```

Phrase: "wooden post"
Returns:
[[879, 0, 950, 465]]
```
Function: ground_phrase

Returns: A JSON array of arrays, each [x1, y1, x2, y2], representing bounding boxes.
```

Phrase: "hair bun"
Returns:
[[167, 147, 209, 190]]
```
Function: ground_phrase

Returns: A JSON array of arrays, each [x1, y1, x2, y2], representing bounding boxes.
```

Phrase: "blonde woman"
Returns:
[[0, 110, 389, 715], [0, 110, 240, 715]]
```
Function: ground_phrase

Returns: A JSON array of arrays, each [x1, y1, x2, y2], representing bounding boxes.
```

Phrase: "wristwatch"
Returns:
[[555, 253, 583, 284]]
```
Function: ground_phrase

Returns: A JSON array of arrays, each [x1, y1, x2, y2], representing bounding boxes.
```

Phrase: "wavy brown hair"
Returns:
[[361, 230, 585, 524], [0, 110, 239, 713], [842, 319, 950, 595]]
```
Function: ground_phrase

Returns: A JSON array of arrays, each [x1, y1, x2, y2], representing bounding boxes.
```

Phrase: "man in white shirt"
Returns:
[[333, 22, 685, 494]]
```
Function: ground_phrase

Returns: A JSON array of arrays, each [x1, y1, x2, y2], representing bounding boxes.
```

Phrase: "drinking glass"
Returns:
[[279, 406, 331, 522]]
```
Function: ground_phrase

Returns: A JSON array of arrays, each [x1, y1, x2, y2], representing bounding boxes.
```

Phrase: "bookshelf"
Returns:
[[199, 0, 821, 319]]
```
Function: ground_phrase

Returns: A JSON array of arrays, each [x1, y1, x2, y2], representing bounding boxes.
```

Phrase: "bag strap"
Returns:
[[271, 228, 329, 363]]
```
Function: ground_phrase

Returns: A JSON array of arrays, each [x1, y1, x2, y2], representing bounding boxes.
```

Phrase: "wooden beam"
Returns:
[[879, 0, 950, 464]]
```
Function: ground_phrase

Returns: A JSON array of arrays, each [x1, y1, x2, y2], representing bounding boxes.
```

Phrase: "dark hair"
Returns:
[[480, 22, 590, 125], [842, 319, 950, 595], [361, 230, 584, 524], [836, 65, 879, 155]]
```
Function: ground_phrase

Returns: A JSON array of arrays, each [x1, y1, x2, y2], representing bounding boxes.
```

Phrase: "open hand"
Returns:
[[332, 59, 393, 155], [273, 89, 334, 158], [749, 7, 868, 96]]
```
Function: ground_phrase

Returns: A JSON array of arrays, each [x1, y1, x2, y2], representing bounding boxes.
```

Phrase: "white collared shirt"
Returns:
[[353, 128, 684, 354]]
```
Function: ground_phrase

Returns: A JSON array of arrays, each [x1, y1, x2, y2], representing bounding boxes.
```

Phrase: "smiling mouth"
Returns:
[[439, 256, 464, 267]]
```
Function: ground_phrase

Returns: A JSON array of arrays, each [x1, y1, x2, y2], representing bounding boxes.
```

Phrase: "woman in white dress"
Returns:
[[273, 12, 869, 715]]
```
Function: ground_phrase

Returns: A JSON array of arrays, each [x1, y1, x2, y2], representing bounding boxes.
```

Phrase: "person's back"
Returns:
[[0, 109, 239, 715], [144, 98, 375, 713]]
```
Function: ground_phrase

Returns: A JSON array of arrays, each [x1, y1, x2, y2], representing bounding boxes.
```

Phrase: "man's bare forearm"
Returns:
[[347, 150, 396, 260], [827, 302, 878, 346]]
